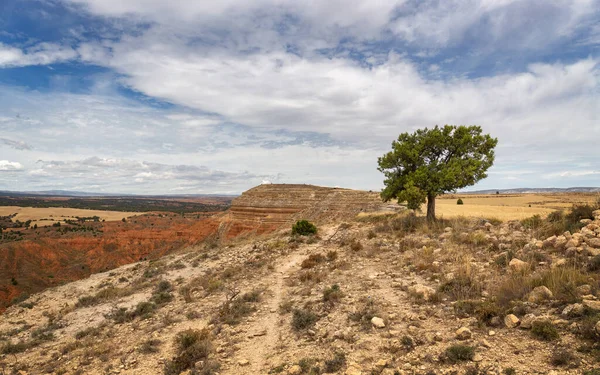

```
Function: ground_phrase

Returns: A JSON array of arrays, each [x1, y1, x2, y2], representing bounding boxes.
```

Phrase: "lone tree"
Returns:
[[378, 125, 497, 221]]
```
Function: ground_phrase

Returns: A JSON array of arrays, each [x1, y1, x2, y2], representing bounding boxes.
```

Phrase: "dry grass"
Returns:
[[431, 193, 598, 220], [0, 206, 138, 227]]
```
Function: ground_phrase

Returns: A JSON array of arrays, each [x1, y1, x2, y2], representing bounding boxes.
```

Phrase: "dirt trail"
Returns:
[[231, 251, 305, 374]]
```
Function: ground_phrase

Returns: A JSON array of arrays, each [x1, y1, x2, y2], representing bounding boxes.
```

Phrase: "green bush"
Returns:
[[457, 198, 464, 205], [292, 309, 318, 331], [323, 284, 343, 304], [292, 220, 317, 236], [531, 320, 559, 341], [445, 344, 475, 363]]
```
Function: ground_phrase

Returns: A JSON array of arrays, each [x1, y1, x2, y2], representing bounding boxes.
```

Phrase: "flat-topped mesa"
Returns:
[[221, 184, 388, 238]]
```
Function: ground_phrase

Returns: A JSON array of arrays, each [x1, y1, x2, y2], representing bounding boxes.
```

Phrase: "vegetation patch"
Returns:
[[292, 308, 319, 331], [292, 220, 317, 236]]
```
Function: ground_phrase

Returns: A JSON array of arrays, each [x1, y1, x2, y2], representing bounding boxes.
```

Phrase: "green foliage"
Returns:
[[531, 320, 559, 341], [292, 309, 318, 330], [164, 329, 216, 375], [444, 344, 475, 363], [323, 284, 343, 304], [378, 125, 497, 220], [457, 198, 464, 205], [292, 220, 317, 236]]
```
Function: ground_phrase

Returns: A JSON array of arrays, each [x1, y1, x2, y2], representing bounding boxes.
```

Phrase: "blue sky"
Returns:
[[0, 0, 599, 194]]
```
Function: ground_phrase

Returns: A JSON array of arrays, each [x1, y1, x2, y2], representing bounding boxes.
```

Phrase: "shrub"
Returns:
[[301, 253, 326, 269], [213, 291, 260, 325], [588, 255, 600, 272], [323, 284, 343, 304], [348, 298, 379, 331], [438, 272, 481, 300], [401, 335, 415, 350], [445, 344, 475, 363], [324, 352, 346, 373], [164, 329, 214, 375], [457, 198, 464, 205], [550, 348, 579, 367], [292, 220, 317, 236], [139, 339, 161, 354], [349, 239, 363, 252], [522, 214, 543, 230], [531, 320, 559, 341], [453, 300, 500, 325], [584, 370, 600, 375], [502, 369, 516, 375], [292, 309, 318, 331]]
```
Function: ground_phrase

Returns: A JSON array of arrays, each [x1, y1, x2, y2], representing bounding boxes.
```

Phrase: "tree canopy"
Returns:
[[378, 125, 498, 221]]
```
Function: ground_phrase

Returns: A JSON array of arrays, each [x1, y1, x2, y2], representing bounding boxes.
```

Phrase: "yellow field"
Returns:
[[0, 206, 139, 226], [434, 193, 598, 220]]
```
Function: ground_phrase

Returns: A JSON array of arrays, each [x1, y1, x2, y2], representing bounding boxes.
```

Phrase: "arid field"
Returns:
[[434, 193, 599, 220], [0, 206, 139, 227]]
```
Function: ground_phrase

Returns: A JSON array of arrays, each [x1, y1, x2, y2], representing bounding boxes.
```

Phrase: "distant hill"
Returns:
[[0, 190, 237, 198], [465, 187, 600, 194]]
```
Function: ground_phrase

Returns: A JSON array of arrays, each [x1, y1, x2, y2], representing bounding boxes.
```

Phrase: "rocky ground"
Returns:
[[2, 208, 600, 375]]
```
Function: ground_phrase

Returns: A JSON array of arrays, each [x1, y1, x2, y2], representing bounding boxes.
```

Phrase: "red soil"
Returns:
[[0, 213, 221, 311]]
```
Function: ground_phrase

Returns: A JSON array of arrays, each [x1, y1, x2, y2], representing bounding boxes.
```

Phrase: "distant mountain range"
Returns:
[[0, 190, 238, 198], [465, 187, 600, 194]]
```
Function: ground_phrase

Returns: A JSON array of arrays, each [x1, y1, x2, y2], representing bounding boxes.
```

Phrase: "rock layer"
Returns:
[[221, 184, 387, 238]]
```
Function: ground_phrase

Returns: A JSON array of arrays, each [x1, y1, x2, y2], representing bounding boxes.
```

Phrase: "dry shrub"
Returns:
[[301, 253, 326, 269], [493, 266, 590, 308], [164, 329, 217, 375], [348, 297, 380, 331], [212, 290, 261, 326], [349, 239, 363, 252], [414, 247, 436, 272], [292, 309, 319, 331], [323, 284, 343, 305], [438, 261, 481, 301], [298, 270, 325, 284]]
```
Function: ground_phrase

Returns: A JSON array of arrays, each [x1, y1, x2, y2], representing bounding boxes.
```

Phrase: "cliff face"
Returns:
[[0, 214, 221, 312], [221, 184, 385, 238]]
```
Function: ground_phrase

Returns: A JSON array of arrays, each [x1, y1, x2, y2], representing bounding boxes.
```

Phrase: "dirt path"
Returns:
[[230, 251, 306, 374]]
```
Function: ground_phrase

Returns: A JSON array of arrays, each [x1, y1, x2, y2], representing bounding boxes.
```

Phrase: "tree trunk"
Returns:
[[426, 193, 436, 222]]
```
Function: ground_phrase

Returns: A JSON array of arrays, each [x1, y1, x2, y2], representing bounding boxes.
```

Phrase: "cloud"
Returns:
[[0, 160, 24, 171], [0, 42, 78, 68], [25, 157, 265, 193], [0, 138, 32, 150], [1, 0, 600, 193]]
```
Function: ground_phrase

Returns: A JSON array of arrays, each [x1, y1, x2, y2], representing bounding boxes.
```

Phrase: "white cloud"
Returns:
[[0, 160, 24, 171], [0, 42, 78, 68]]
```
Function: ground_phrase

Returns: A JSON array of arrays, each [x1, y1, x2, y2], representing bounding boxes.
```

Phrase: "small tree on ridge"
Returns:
[[378, 125, 497, 221]]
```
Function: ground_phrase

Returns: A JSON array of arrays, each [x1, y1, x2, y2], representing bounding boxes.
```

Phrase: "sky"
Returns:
[[0, 0, 599, 194]]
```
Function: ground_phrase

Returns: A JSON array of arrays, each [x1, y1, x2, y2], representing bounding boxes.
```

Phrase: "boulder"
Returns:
[[527, 286, 553, 303], [565, 239, 579, 248], [504, 314, 520, 328], [583, 300, 600, 311], [455, 327, 472, 340], [509, 258, 528, 273], [371, 317, 386, 328], [520, 314, 538, 329], [408, 284, 436, 301], [577, 285, 592, 296], [586, 238, 600, 249], [562, 303, 585, 317], [288, 365, 302, 375]]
